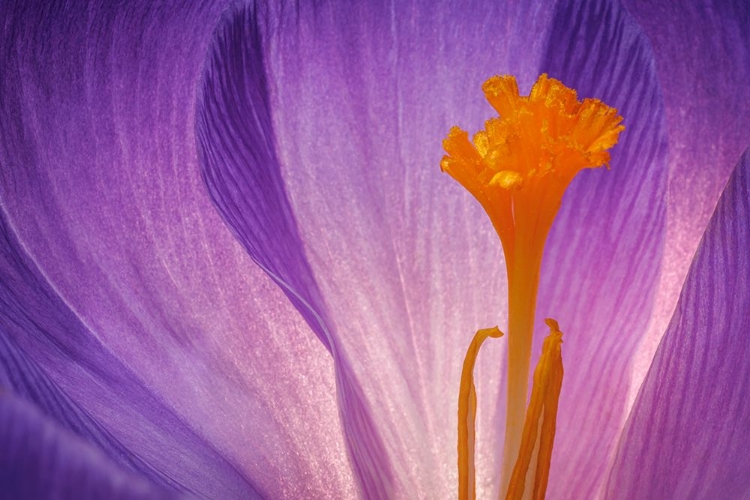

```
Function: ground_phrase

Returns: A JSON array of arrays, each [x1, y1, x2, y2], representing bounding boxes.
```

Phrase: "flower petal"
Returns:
[[534, 0, 668, 496], [0, 392, 173, 500], [0, 2, 353, 497], [198, 0, 563, 496], [196, 0, 676, 496], [196, 4, 395, 497], [0, 340, 250, 499], [0, 209, 263, 497], [605, 149, 750, 499], [623, 0, 750, 398]]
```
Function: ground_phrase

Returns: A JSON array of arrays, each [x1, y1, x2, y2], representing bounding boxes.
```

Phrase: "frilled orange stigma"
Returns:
[[441, 73, 624, 267], [442, 73, 624, 182], [444, 74, 624, 499]]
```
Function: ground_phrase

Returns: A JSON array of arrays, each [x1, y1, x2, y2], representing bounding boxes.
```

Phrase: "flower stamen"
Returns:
[[506, 319, 564, 500], [458, 327, 504, 500], [444, 74, 623, 499]]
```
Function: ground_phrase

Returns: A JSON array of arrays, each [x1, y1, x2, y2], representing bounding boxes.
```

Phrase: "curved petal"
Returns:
[[625, 0, 750, 381], [197, 0, 670, 497], [605, 149, 750, 499], [532, 0, 668, 497], [199, 0, 563, 496], [0, 392, 173, 500], [196, 4, 393, 497], [0, 1, 353, 497], [0, 208, 260, 498]]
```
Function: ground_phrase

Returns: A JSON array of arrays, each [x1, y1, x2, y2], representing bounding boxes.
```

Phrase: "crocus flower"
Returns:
[[0, 1, 748, 499]]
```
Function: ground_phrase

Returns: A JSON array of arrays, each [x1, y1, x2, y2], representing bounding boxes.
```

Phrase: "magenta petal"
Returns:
[[605, 150, 750, 499], [533, 0, 668, 497], [0, 393, 173, 500]]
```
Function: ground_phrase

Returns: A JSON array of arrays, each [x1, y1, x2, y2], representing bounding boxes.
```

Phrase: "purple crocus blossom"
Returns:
[[1, 0, 749, 498]]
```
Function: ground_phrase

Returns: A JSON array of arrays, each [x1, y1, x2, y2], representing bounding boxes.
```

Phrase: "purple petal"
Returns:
[[533, 0, 668, 496], [624, 0, 750, 375], [196, 4, 394, 496], [0, 392, 173, 500], [0, 206, 259, 498], [197, 0, 672, 496], [605, 149, 750, 499], [0, 1, 354, 497], [197, 0, 565, 496]]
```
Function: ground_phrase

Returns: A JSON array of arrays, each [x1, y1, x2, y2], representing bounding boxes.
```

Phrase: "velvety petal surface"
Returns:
[[197, 0, 667, 497], [606, 150, 750, 499], [0, 1, 354, 497], [535, 1, 667, 497], [0, 392, 172, 500], [624, 0, 750, 382]]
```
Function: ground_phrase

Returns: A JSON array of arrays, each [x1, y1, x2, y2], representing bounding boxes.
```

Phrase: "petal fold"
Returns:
[[196, 3, 391, 497]]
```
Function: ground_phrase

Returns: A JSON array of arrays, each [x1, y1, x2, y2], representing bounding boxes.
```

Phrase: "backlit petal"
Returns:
[[623, 0, 750, 397], [198, 0, 561, 496], [535, 0, 667, 497], [0, 2, 352, 497], [606, 149, 750, 499]]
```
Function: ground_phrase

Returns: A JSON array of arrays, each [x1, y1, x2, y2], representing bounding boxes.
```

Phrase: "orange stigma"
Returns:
[[444, 74, 624, 499]]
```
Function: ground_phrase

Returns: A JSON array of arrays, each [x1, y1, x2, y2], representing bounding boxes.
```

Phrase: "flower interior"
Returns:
[[441, 74, 624, 500]]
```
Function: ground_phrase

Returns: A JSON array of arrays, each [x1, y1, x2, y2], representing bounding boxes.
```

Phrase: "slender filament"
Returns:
[[506, 319, 564, 500], [458, 327, 504, 500]]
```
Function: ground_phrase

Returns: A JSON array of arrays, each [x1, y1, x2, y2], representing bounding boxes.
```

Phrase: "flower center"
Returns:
[[442, 74, 624, 499]]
